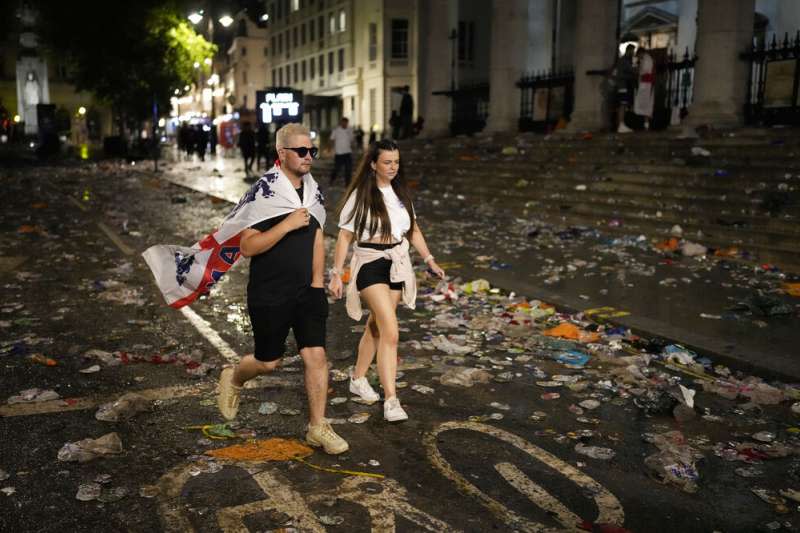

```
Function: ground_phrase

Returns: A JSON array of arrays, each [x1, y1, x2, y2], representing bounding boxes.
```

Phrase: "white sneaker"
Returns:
[[384, 397, 408, 422], [617, 123, 633, 133], [349, 375, 380, 402]]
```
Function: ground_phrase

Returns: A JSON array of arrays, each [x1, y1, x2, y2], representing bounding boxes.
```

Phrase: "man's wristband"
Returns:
[[329, 267, 342, 277], [423, 254, 434, 264]]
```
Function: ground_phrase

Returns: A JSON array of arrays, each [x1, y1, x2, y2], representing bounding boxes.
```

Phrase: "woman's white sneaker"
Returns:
[[349, 375, 380, 403], [384, 397, 408, 422]]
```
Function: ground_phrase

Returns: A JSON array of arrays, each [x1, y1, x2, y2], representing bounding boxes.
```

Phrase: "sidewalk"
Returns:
[[158, 155, 800, 381]]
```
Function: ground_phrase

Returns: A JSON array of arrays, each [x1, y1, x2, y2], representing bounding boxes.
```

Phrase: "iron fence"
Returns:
[[742, 31, 800, 126], [516, 69, 574, 132], [431, 82, 490, 136]]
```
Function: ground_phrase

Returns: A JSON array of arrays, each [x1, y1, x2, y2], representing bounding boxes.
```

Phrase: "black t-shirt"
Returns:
[[247, 184, 319, 307]]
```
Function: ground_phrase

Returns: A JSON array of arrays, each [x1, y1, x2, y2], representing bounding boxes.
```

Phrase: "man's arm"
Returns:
[[240, 209, 309, 257], [311, 227, 325, 287]]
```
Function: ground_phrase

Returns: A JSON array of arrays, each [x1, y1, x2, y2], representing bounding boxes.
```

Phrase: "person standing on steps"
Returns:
[[217, 123, 349, 455], [328, 139, 445, 422]]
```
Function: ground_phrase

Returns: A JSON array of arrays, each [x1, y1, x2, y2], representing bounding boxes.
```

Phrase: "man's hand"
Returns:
[[282, 208, 310, 231]]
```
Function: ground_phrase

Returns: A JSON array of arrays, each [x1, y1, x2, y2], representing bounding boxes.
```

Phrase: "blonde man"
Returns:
[[218, 123, 348, 455]]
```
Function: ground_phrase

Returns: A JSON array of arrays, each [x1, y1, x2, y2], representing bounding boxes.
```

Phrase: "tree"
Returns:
[[34, 1, 216, 131]]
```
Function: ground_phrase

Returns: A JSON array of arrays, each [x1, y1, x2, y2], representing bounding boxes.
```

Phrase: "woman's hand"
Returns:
[[328, 273, 343, 299], [427, 260, 445, 279]]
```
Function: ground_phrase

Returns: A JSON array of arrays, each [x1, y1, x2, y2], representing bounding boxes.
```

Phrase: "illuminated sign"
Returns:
[[257, 89, 303, 125]]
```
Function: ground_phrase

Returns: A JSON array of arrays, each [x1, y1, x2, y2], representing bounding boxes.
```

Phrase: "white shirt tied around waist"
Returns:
[[345, 238, 416, 321], [338, 186, 412, 242]]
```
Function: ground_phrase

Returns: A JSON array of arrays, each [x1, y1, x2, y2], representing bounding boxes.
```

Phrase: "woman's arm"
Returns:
[[327, 228, 354, 298], [409, 225, 445, 278]]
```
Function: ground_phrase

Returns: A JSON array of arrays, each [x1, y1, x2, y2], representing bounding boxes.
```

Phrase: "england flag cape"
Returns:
[[142, 165, 326, 308]]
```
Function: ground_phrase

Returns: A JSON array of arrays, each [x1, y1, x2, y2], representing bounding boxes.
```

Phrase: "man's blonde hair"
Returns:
[[275, 123, 311, 149]]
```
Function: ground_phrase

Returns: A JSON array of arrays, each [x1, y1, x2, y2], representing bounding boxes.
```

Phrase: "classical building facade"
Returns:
[[212, 0, 800, 139]]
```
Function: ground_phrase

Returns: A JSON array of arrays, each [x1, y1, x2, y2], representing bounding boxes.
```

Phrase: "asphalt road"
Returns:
[[1, 159, 799, 533]]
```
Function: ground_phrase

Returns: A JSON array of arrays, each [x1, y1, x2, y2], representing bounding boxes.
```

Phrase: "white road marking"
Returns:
[[424, 420, 625, 532], [97, 222, 135, 255], [179, 306, 240, 363]]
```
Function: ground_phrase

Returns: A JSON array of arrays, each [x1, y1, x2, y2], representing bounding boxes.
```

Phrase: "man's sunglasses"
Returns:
[[285, 146, 319, 159]]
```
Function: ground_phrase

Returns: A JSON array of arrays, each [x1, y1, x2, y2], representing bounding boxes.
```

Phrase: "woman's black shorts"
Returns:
[[248, 286, 328, 362], [356, 242, 404, 292]]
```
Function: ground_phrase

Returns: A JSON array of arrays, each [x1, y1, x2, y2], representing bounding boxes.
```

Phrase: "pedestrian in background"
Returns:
[[256, 124, 271, 171], [328, 139, 445, 422], [399, 86, 414, 139], [329, 117, 354, 186], [238, 122, 256, 177]]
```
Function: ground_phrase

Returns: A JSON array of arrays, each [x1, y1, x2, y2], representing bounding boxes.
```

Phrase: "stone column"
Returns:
[[688, 0, 755, 127], [676, 0, 698, 56], [484, 0, 529, 133], [418, 0, 452, 138], [565, 0, 618, 132]]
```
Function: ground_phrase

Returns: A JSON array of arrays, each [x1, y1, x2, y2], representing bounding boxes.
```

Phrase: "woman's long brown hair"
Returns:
[[337, 139, 415, 243]]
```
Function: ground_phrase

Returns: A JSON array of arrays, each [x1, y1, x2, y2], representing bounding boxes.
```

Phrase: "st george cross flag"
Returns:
[[142, 165, 326, 308]]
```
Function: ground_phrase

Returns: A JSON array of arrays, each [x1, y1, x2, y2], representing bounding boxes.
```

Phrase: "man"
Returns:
[[256, 124, 271, 171], [218, 123, 348, 455], [399, 86, 414, 139], [612, 44, 637, 133], [238, 122, 257, 178], [633, 47, 655, 130], [329, 117, 354, 186]]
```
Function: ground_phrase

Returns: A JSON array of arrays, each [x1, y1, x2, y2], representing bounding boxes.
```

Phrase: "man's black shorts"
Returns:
[[248, 287, 328, 361]]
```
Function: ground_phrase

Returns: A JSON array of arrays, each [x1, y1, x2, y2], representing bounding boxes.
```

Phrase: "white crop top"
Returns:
[[339, 186, 412, 242]]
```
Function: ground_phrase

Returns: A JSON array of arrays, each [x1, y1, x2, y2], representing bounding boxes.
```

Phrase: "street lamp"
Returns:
[[78, 106, 86, 116], [188, 12, 203, 25], [218, 15, 233, 28]]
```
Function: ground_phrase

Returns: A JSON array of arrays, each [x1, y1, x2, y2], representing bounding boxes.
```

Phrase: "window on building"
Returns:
[[286, 65, 291, 84], [329, 14, 336, 35], [276, 0, 282, 19], [318, 15, 324, 39], [309, 19, 315, 40], [302, 60, 307, 81], [278, 69, 283, 85], [291, 0, 299, 11], [339, 10, 346, 32], [243, 94, 248, 108], [237, 19, 247, 37], [293, 63, 298, 83], [458, 21, 475, 63], [310, 57, 315, 78], [264, 46, 269, 56], [272, 68, 276, 85], [293, 27, 298, 48], [278, 33, 283, 53], [243, 70, 248, 84], [318, 54, 324, 77], [301, 23, 306, 45], [328, 51, 334, 74], [368, 23, 377, 62], [391, 19, 409, 59], [271, 36, 276, 55], [241, 46, 247, 57], [338, 48, 344, 72]]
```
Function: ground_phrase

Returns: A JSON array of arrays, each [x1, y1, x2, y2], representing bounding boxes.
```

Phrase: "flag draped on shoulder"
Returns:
[[142, 165, 326, 308]]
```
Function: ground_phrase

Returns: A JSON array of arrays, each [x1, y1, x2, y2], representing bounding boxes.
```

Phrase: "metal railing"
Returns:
[[431, 82, 490, 136], [663, 47, 697, 123], [516, 68, 574, 133], [742, 31, 800, 126]]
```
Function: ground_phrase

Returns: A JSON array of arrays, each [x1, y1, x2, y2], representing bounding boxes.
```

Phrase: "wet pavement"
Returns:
[[2, 155, 800, 533]]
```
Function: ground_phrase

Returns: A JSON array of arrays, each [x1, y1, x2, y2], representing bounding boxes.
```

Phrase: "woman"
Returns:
[[328, 139, 445, 422]]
